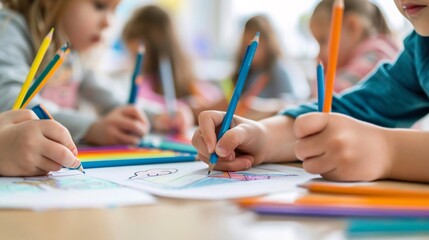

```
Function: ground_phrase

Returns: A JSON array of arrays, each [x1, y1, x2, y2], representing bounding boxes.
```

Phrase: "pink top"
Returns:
[[334, 35, 400, 92], [40, 53, 81, 109]]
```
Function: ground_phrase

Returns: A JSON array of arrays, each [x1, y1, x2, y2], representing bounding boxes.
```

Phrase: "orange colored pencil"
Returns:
[[323, 0, 344, 112]]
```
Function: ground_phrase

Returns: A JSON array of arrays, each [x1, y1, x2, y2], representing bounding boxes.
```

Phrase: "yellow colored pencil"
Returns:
[[12, 28, 54, 110]]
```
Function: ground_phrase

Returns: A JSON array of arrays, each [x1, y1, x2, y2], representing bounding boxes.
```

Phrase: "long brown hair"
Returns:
[[231, 15, 283, 85], [122, 5, 197, 98], [1, 0, 68, 58], [313, 0, 391, 37]]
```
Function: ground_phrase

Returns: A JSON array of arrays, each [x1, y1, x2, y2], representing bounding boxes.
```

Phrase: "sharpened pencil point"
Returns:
[[207, 171, 211, 175]]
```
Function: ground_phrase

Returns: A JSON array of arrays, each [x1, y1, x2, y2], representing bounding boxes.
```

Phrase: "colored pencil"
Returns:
[[316, 61, 325, 112], [128, 44, 145, 104], [207, 32, 260, 174], [21, 42, 70, 109], [322, 0, 344, 112], [159, 55, 177, 116], [12, 28, 54, 110]]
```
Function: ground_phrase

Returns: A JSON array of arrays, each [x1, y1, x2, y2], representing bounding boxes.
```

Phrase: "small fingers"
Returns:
[[36, 156, 63, 173], [294, 133, 326, 161], [40, 139, 80, 168], [197, 111, 227, 153], [38, 121, 78, 156], [111, 127, 141, 145], [302, 154, 337, 175], [209, 155, 253, 172], [294, 113, 329, 139]]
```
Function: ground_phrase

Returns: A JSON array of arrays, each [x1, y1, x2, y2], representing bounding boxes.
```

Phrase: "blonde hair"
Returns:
[[122, 5, 197, 98], [2, 0, 68, 57]]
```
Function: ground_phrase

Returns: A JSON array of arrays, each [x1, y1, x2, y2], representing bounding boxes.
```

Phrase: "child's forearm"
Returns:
[[387, 129, 429, 182], [259, 115, 297, 163]]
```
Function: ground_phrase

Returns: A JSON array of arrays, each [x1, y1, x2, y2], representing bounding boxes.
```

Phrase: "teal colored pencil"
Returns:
[[347, 218, 429, 237], [21, 42, 69, 108], [128, 44, 144, 104], [207, 32, 260, 174]]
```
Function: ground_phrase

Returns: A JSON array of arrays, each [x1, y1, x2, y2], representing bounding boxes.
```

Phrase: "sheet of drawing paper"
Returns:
[[0, 170, 156, 210], [86, 161, 319, 200]]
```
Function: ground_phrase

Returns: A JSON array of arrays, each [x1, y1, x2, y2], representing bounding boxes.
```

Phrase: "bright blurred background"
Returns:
[[101, 0, 411, 83]]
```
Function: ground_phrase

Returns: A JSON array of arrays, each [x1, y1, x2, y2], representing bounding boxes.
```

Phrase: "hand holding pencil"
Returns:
[[7, 30, 83, 176], [192, 111, 268, 172], [84, 105, 150, 146], [0, 109, 81, 177]]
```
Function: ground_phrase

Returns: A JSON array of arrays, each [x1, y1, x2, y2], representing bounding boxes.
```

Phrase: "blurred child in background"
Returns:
[[209, 15, 310, 120], [122, 5, 221, 133], [310, 0, 400, 93], [0, 0, 149, 146]]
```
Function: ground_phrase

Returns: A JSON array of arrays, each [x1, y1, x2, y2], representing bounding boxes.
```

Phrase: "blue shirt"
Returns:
[[283, 31, 429, 128]]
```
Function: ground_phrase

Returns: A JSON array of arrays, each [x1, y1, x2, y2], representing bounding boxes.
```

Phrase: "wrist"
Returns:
[[260, 115, 297, 163], [382, 127, 400, 179]]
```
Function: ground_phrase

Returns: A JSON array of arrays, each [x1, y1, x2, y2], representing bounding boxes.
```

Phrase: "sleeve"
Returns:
[[0, 12, 110, 143], [282, 32, 429, 128], [79, 69, 122, 115], [0, 12, 34, 112]]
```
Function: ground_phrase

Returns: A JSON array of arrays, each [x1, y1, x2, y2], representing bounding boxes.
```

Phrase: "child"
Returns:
[[210, 15, 310, 120], [0, 109, 80, 177], [192, 0, 429, 183], [0, 0, 149, 146], [310, 0, 400, 93], [122, 5, 218, 134]]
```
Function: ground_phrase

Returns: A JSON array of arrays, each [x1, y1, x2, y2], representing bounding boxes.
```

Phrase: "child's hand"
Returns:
[[85, 106, 149, 145], [0, 110, 80, 177], [294, 113, 392, 181], [192, 111, 268, 171], [153, 104, 194, 134]]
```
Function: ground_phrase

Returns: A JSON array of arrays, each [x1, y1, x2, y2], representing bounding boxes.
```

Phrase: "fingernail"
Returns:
[[206, 143, 213, 154], [216, 145, 227, 157], [73, 148, 78, 156], [72, 158, 81, 168]]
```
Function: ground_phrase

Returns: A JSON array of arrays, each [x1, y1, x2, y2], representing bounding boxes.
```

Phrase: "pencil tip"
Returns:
[[207, 171, 211, 175], [138, 44, 145, 53], [47, 28, 54, 38], [253, 32, 260, 43], [335, 0, 344, 7]]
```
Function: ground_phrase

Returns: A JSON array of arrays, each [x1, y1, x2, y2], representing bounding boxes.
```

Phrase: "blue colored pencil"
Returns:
[[207, 32, 260, 174], [128, 44, 145, 104], [316, 61, 325, 112]]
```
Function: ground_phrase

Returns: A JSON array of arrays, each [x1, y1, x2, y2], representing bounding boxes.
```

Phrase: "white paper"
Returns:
[[87, 161, 319, 200], [0, 169, 156, 210]]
